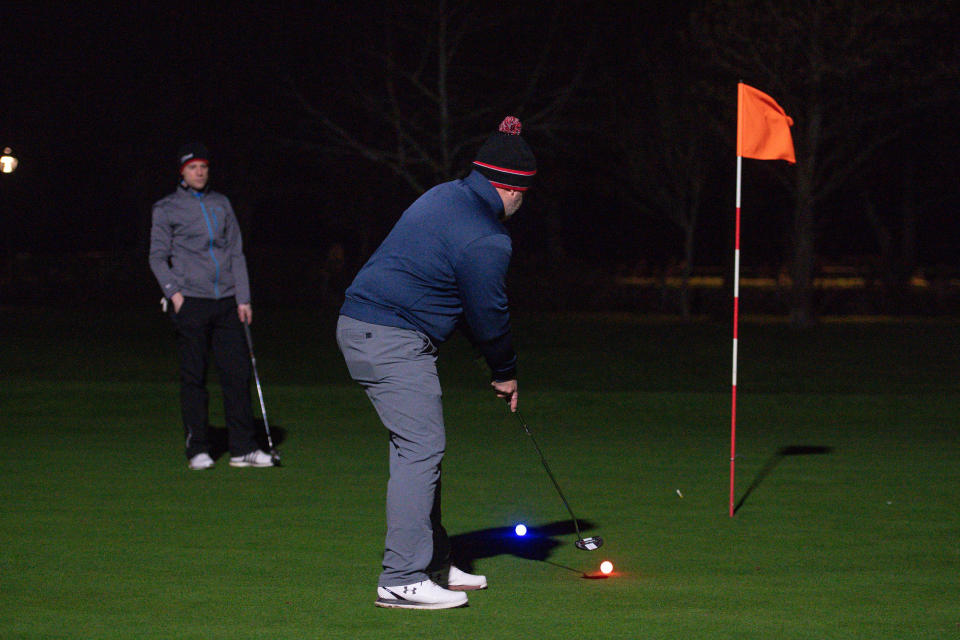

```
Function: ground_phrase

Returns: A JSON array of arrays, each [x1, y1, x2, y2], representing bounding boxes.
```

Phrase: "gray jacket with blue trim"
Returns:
[[149, 183, 251, 304]]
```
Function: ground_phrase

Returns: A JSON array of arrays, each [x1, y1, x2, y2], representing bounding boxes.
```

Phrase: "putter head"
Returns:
[[270, 450, 282, 467], [575, 536, 603, 551]]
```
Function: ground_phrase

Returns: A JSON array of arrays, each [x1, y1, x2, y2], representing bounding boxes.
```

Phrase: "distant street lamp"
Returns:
[[1, 147, 17, 174]]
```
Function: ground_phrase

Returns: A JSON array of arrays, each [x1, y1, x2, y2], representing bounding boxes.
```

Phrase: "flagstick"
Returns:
[[730, 81, 795, 516], [730, 155, 742, 518]]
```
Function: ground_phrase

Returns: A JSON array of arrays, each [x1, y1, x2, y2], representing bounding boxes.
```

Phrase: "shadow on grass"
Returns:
[[734, 445, 833, 514], [450, 519, 600, 576], [207, 421, 288, 460]]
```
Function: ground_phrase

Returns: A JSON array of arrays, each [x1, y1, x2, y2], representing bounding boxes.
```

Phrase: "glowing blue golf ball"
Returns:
[[514, 524, 527, 537]]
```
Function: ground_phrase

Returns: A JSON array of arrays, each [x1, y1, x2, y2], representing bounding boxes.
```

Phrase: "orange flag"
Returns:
[[737, 83, 796, 163]]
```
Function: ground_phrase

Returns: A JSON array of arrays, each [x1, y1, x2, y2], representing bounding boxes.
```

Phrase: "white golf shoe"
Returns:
[[432, 565, 488, 591], [375, 579, 468, 610], [228, 449, 274, 467], [187, 452, 215, 470]]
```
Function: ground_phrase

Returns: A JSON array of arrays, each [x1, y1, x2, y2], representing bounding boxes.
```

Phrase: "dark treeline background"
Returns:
[[2, 1, 958, 323]]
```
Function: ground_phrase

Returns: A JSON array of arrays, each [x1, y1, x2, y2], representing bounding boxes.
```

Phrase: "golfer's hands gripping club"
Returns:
[[492, 379, 518, 412]]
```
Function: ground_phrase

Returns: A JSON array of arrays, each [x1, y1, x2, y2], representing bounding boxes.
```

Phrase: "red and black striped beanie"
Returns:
[[472, 116, 536, 191], [177, 142, 210, 172]]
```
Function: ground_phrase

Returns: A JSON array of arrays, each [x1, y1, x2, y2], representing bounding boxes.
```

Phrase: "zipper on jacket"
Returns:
[[196, 192, 221, 298]]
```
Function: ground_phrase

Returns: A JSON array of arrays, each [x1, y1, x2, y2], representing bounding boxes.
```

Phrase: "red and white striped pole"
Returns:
[[730, 81, 796, 515], [730, 154, 742, 518]]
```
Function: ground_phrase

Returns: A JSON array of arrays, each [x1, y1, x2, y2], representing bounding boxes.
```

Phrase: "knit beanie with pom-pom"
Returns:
[[472, 116, 536, 191]]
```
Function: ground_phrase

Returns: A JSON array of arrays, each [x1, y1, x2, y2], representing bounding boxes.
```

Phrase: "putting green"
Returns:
[[0, 309, 957, 638]]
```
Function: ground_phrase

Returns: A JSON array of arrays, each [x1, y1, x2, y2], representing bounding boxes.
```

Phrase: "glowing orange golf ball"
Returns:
[[599, 561, 613, 575]]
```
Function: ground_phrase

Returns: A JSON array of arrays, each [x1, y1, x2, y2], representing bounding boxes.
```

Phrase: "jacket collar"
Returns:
[[178, 181, 209, 197], [464, 170, 504, 218]]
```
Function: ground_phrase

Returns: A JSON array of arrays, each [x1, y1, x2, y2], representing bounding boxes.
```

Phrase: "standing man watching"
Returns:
[[336, 117, 534, 609], [150, 142, 274, 470]]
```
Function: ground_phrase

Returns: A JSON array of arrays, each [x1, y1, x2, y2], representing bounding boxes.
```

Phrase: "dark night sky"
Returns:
[[2, 1, 958, 292]]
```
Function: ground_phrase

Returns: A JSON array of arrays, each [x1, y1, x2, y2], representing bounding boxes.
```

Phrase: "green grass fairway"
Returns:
[[1, 309, 958, 639]]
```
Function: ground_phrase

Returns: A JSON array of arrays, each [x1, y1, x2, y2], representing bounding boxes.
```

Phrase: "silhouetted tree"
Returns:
[[692, 0, 953, 326], [277, 0, 599, 281], [607, 36, 716, 319], [287, 0, 595, 194]]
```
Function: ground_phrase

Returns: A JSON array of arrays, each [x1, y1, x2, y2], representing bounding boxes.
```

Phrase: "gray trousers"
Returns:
[[336, 315, 451, 586]]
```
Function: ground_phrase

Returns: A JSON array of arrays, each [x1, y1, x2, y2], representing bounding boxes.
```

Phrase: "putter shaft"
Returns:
[[243, 323, 278, 458], [515, 411, 585, 541]]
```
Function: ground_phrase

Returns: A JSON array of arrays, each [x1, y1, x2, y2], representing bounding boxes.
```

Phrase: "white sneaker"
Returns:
[[188, 452, 215, 470], [375, 579, 468, 610], [229, 449, 274, 467], [432, 565, 488, 591]]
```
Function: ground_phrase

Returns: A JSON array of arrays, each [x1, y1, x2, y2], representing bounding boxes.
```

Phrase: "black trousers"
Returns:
[[172, 296, 257, 458]]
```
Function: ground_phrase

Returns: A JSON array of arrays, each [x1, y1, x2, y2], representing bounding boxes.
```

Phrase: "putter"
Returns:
[[514, 411, 602, 551], [242, 322, 281, 466]]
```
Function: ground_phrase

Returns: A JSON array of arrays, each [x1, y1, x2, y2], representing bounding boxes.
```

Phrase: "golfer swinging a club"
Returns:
[[337, 117, 534, 609]]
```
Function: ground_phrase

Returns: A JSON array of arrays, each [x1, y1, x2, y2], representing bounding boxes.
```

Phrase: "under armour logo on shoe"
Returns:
[[402, 586, 417, 595]]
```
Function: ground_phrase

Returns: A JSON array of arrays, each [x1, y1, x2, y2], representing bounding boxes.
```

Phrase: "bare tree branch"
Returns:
[[691, 0, 951, 325], [284, 0, 594, 199]]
